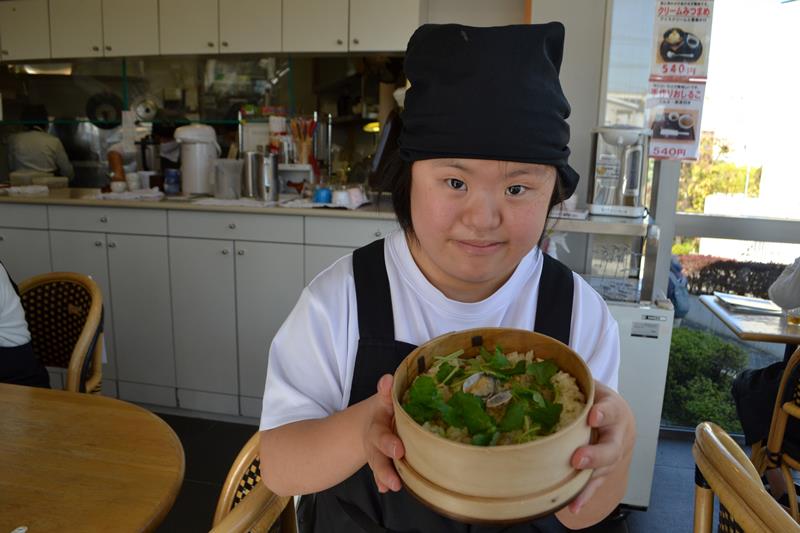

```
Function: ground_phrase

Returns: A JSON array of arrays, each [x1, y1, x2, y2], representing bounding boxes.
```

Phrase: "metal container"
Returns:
[[263, 153, 279, 202], [241, 151, 263, 199]]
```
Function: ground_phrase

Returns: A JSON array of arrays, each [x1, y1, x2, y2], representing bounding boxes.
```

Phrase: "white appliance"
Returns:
[[607, 301, 674, 510], [175, 124, 221, 195]]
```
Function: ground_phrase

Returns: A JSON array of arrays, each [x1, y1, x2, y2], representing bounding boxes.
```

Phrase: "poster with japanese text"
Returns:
[[651, 0, 714, 80], [645, 80, 705, 160]]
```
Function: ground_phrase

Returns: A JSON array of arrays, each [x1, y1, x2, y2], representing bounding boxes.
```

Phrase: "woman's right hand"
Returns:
[[363, 374, 405, 493]]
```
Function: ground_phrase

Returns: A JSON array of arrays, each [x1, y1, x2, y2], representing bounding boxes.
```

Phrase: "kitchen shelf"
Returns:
[[546, 215, 651, 237]]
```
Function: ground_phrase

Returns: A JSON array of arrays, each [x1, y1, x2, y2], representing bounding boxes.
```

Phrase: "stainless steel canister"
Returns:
[[241, 151, 263, 198], [263, 153, 279, 202]]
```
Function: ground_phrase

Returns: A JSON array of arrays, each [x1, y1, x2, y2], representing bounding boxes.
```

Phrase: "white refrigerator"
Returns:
[[607, 301, 674, 509]]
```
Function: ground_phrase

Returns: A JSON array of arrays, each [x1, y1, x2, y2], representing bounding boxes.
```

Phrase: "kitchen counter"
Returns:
[[0, 188, 397, 220]]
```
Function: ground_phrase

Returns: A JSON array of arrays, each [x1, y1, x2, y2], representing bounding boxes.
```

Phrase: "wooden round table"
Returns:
[[0, 383, 185, 532]]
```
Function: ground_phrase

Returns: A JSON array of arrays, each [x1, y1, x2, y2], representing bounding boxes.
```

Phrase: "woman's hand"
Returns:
[[565, 381, 636, 516], [363, 374, 406, 493]]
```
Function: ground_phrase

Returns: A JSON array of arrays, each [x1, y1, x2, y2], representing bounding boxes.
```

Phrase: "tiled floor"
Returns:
[[155, 413, 700, 532]]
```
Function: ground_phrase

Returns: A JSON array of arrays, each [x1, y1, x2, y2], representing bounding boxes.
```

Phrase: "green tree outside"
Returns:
[[677, 131, 762, 213]]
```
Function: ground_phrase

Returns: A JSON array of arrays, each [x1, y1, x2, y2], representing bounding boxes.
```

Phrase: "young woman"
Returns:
[[259, 23, 635, 532]]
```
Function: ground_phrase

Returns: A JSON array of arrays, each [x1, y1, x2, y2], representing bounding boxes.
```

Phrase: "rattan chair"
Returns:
[[211, 432, 297, 533], [750, 346, 800, 521], [18, 272, 104, 394], [693, 421, 800, 533]]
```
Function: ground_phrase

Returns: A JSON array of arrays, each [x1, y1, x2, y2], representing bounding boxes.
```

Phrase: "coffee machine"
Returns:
[[587, 126, 651, 218]]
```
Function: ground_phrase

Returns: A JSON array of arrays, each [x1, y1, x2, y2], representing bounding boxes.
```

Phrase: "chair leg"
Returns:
[[694, 466, 713, 533], [782, 465, 799, 521]]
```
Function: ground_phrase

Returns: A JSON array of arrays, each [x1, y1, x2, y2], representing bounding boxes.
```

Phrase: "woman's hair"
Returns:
[[378, 149, 569, 239], [21, 104, 49, 129]]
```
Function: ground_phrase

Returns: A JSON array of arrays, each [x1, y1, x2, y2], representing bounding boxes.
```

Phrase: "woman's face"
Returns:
[[408, 158, 557, 303]]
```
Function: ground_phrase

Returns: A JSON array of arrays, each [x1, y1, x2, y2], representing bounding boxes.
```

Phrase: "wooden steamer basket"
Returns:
[[391, 328, 595, 523]]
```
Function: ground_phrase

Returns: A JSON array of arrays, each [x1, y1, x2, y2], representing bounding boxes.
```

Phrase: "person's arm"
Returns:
[[769, 257, 800, 310], [260, 374, 403, 496]]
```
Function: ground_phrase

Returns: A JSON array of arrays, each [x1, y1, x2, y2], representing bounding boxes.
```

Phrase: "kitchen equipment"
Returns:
[[263, 153, 279, 202], [214, 159, 243, 199], [175, 124, 220, 196], [587, 126, 651, 218], [136, 135, 162, 174], [392, 327, 594, 522], [241, 151, 264, 199]]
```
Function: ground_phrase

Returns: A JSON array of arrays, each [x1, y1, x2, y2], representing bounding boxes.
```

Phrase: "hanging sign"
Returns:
[[645, 80, 705, 160], [651, 0, 714, 81]]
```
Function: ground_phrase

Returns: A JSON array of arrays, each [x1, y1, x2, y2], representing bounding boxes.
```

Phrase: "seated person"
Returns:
[[0, 263, 50, 388], [732, 255, 800, 501], [9, 104, 74, 180]]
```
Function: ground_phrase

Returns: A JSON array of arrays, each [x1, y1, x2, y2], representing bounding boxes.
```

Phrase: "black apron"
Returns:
[[298, 239, 574, 533], [0, 263, 50, 389]]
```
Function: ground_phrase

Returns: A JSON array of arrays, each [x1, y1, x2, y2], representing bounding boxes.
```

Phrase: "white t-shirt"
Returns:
[[0, 264, 31, 348], [260, 231, 620, 431]]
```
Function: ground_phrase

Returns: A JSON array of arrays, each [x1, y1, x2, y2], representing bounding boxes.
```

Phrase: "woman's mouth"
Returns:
[[454, 239, 504, 254]]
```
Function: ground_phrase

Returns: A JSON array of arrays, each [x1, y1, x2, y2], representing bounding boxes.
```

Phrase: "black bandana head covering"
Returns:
[[399, 22, 579, 197]]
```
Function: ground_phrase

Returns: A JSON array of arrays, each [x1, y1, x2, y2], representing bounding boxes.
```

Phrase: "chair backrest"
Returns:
[[18, 272, 104, 393], [693, 421, 800, 533], [212, 432, 297, 533]]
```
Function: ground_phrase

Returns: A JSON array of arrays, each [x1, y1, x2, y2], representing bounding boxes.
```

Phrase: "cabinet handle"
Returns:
[[336, 39, 343, 45], [105, 45, 112, 51], [1, 50, 8, 56], [0, 236, 5, 242], [94, 241, 103, 247], [221, 41, 229, 47], [108, 242, 117, 248], [353, 38, 360, 45], [228, 223, 236, 229], [100, 216, 108, 223], [92, 45, 99, 52], [207, 42, 215, 48], [374, 230, 382, 237], [222, 249, 230, 255], [237, 249, 245, 256]]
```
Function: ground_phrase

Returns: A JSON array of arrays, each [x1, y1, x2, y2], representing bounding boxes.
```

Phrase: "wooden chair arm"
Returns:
[[208, 483, 291, 533]]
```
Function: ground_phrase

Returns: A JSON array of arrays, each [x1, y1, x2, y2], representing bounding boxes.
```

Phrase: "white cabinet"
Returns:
[[159, 0, 219, 55], [219, 0, 281, 53], [0, 0, 51, 61], [349, 0, 425, 52], [304, 245, 352, 285], [106, 235, 175, 391], [236, 241, 304, 400], [102, 0, 159, 56], [282, 0, 349, 52], [169, 237, 238, 413], [49, 0, 104, 58], [0, 228, 51, 282], [49, 231, 118, 389]]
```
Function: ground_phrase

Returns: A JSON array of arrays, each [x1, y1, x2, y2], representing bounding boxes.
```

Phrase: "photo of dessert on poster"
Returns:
[[651, 0, 714, 80]]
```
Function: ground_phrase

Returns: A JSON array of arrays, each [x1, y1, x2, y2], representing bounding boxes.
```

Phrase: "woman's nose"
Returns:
[[462, 194, 501, 230]]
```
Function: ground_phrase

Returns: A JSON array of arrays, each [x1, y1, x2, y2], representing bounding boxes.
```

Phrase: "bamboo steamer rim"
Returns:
[[392, 327, 595, 451]]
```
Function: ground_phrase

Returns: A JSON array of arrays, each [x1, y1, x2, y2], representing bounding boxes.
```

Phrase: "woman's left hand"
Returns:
[[566, 381, 636, 515]]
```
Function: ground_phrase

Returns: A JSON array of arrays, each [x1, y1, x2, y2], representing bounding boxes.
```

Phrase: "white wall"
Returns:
[[427, 0, 526, 26]]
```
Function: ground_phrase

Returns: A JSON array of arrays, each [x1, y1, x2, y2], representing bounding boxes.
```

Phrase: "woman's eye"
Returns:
[[447, 178, 466, 190], [506, 184, 527, 196]]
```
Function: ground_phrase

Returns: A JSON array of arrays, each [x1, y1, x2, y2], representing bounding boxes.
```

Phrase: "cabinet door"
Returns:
[[102, 0, 159, 56], [49, 0, 103, 58], [0, 0, 51, 61], [282, 0, 348, 52], [160, 0, 219, 54], [0, 228, 51, 282], [220, 0, 281, 53], [349, 0, 424, 52], [170, 238, 238, 395], [107, 235, 175, 387], [50, 231, 117, 380], [236, 241, 304, 398], [304, 245, 353, 285]]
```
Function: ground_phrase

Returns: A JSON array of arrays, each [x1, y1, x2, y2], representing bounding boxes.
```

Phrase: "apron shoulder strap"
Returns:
[[0, 261, 21, 297], [352, 239, 395, 342], [534, 252, 574, 346]]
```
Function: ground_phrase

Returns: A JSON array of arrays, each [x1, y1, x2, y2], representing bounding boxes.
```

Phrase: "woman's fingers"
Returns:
[[365, 375, 404, 493], [376, 374, 395, 413], [568, 476, 606, 514]]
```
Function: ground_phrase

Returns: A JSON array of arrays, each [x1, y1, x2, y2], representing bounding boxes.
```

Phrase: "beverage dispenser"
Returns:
[[587, 126, 651, 217]]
